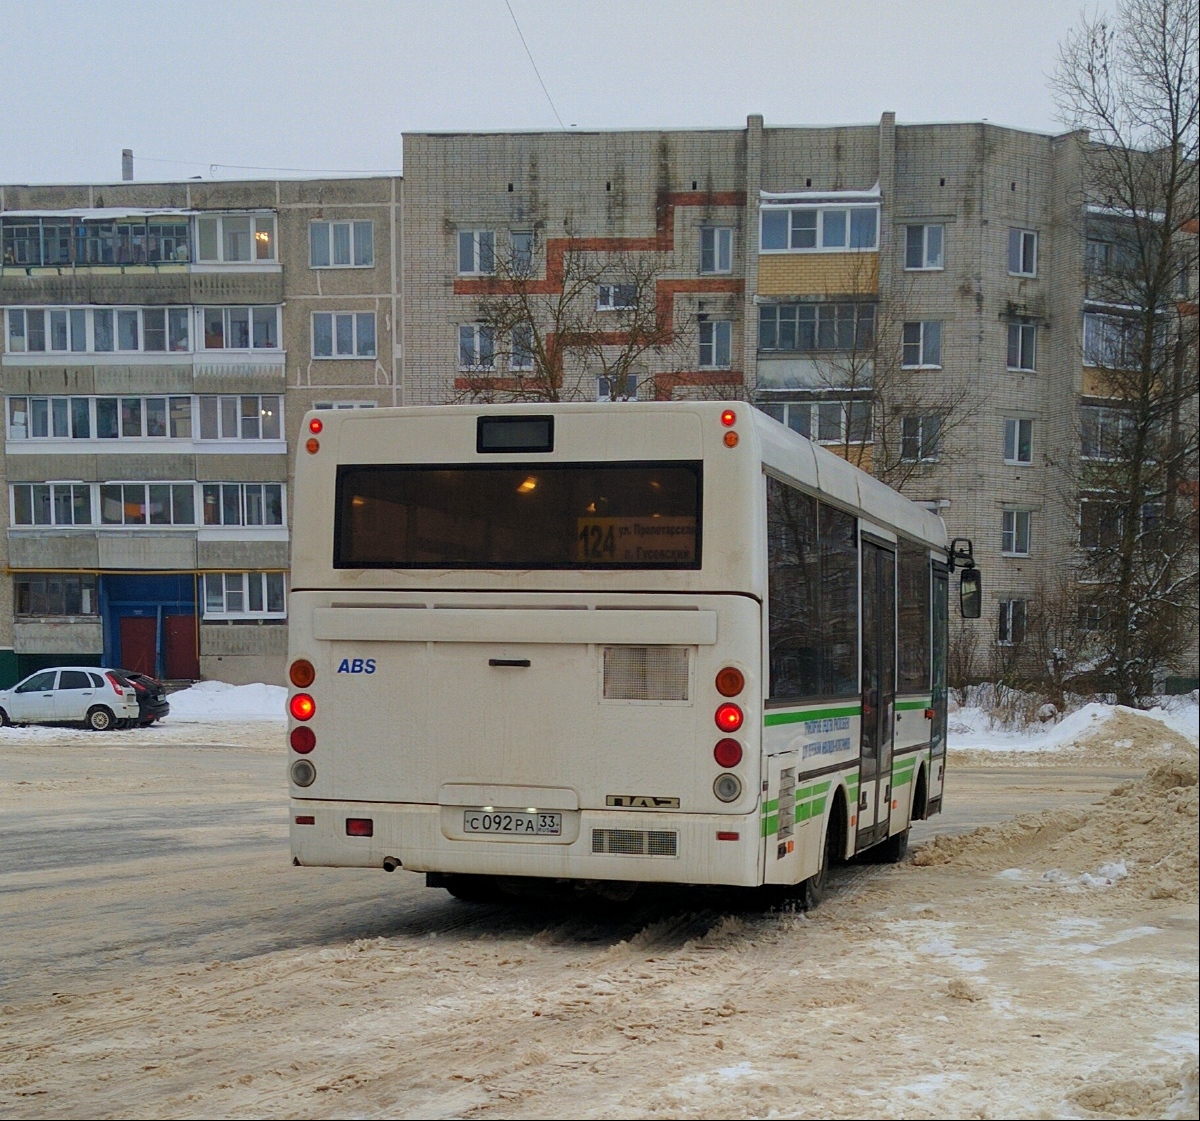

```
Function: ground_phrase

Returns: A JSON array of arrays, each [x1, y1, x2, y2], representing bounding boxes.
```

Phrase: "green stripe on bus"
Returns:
[[895, 699, 931, 711], [765, 705, 861, 727]]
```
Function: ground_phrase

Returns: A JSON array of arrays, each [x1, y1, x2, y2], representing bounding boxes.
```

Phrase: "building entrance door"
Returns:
[[119, 616, 157, 676], [164, 614, 200, 680], [857, 540, 896, 852]]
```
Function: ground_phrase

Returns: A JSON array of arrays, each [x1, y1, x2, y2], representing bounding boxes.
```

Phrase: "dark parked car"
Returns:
[[114, 670, 170, 726]]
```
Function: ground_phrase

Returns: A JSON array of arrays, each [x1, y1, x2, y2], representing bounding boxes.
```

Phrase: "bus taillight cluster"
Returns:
[[289, 659, 318, 787], [712, 667, 745, 803]]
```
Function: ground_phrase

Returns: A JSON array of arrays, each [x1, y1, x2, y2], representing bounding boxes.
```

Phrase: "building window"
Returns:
[[1080, 406, 1131, 460], [458, 324, 495, 369], [2, 396, 284, 443], [196, 213, 276, 263], [699, 320, 732, 368], [596, 375, 638, 401], [510, 230, 534, 274], [1080, 498, 1121, 549], [510, 324, 533, 370], [758, 302, 875, 352], [1003, 418, 1033, 464], [11, 483, 92, 526], [700, 227, 733, 273], [309, 220, 374, 268], [904, 224, 944, 270], [901, 415, 942, 462], [197, 395, 282, 441], [596, 283, 637, 311], [1006, 323, 1037, 371], [901, 321, 942, 367], [203, 572, 286, 619], [6, 306, 190, 355], [312, 312, 376, 358], [1082, 311, 1142, 369], [1, 216, 192, 267], [1008, 228, 1038, 277], [1001, 509, 1031, 556], [457, 229, 495, 275], [760, 206, 879, 252], [764, 399, 872, 445], [201, 306, 279, 350], [997, 599, 1027, 645], [100, 483, 194, 526], [313, 400, 378, 410], [14, 573, 98, 617], [201, 483, 284, 527]]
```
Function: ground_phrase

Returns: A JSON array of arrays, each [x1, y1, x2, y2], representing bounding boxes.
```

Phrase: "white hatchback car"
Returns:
[[0, 667, 141, 731]]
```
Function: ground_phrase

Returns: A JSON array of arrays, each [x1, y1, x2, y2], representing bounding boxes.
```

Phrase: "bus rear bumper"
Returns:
[[290, 799, 763, 887]]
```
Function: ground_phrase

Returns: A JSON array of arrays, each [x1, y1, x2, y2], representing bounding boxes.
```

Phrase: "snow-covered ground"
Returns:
[[165, 680, 286, 722], [949, 693, 1199, 754]]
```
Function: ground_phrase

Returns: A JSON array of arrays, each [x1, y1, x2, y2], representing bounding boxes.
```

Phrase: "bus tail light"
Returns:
[[290, 759, 316, 787], [720, 409, 737, 427], [305, 437, 320, 454], [723, 431, 739, 448], [290, 693, 315, 720], [716, 831, 740, 841], [308, 417, 323, 434], [289, 659, 316, 687], [713, 774, 742, 803], [714, 738, 743, 768], [715, 667, 744, 697], [290, 726, 316, 754], [346, 818, 374, 837], [714, 702, 743, 733], [294, 815, 315, 825]]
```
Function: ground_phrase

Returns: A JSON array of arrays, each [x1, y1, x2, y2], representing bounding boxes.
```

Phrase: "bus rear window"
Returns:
[[334, 461, 702, 569]]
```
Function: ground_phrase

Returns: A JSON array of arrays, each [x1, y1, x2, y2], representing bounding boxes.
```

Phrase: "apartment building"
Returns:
[[0, 176, 401, 685], [402, 115, 1196, 671]]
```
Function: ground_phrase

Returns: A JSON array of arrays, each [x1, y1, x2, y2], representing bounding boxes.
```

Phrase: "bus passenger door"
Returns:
[[858, 540, 896, 851], [928, 564, 949, 812]]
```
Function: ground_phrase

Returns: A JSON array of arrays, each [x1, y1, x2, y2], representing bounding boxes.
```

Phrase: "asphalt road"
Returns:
[[0, 730, 1140, 1004]]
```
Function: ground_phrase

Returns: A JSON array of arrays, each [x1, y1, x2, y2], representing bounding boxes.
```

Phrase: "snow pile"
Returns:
[[166, 680, 285, 722], [913, 761, 1199, 903], [949, 700, 1115, 753]]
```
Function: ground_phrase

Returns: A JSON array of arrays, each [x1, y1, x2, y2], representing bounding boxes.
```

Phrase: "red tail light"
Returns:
[[105, 672, 125, 696], [714, 738, 743, 767], [346, 818, 373, 837], [715, 703, 743, 733], [720, 409, 737, 427], [290, 693, 315, 720], [290, 726, 316, 754], [308, 417, 323, 434]]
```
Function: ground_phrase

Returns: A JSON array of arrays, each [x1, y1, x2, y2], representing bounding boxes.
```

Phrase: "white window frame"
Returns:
[[997, 599, 1027, 646], [901, 320, 942, 368], [1003, 418, 1033, 465], [596, 283, 637, 311], [759, 205, 879, 253], [313, 400, 378, 410], [457, 229, 495, 276], [698, 320, 732, 368], [596, 375, 639, 402], [201, 482, 286, 528], [1080, 406, 1132, 461], [203, 571, 287, 620], [768, 399, 873, 445], [199, 306, 281, 352], [1008, 228, 1038, 277], [510, 230, 534, 275], [700, 227, 733, 274], [196, 395, 283, 441], [309, 220, 374, 269], [6, 306, 192, 356], [458, 324, 495, 370], [904, 224, 944, 270], [99, 481, 197, 527], [10, 482, 93, 527], [1001, 509, 1032, 556], [509, 324, 534, 371], [900, 415, 942, 463], [195, 212, 276, 264], [312, 311, 377, 359], [1007, 322, 1037, 371]]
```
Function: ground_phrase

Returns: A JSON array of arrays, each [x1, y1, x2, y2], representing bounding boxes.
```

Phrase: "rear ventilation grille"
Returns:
[[603, 646, 689, 701], [592, 829, 678, 857]]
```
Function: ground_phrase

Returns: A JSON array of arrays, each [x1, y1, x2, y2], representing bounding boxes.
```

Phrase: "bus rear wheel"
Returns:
[[870, 828, 910, 864], [439, 873, 502, 903]]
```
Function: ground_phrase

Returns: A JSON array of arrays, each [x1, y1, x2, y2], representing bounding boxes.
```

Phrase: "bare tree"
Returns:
[[1052, 0, 1200, 704], [458, 231, 699, 404]]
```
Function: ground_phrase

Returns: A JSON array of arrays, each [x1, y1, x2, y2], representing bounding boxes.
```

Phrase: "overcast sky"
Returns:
[[1, 0, 1094, 184]]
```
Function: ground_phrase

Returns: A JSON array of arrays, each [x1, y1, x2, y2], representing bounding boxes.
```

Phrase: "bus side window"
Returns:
[[897, 537, 932, 693]]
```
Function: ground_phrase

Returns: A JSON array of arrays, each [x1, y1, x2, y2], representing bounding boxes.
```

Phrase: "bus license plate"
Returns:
[[463, 810, 562, 836]]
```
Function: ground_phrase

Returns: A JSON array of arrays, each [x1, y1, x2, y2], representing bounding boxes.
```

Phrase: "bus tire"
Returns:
[[911, 766, 929, 821], [803, 790, 846, 910], [86, 706, 115, 732], [441, 874, 502, 903], [872, 827, 910, 864]]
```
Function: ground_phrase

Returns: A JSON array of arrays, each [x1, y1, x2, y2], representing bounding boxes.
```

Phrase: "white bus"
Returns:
[[286, 402, 980, 904]]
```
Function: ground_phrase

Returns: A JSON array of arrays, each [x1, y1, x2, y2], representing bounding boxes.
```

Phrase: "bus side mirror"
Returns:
[[960, 568, 982, 619]]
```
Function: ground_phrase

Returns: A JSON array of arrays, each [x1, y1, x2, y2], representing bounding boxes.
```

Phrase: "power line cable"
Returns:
[[134, 154, 401, 176], [504, 0, 566, 129]]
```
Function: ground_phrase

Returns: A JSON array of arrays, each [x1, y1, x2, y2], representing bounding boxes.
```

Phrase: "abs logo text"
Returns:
[[336, 658, 377, 674]]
